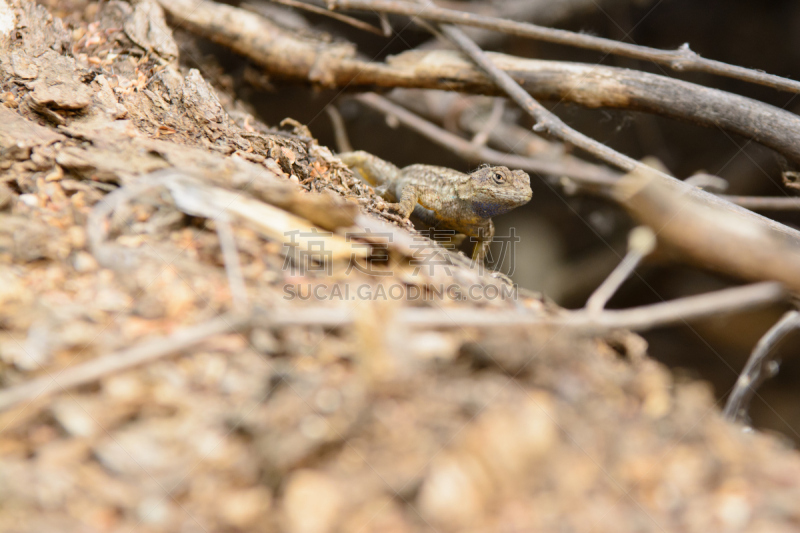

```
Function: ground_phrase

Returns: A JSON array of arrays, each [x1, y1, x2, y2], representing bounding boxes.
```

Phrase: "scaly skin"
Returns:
[[339, 151, 532, 260]]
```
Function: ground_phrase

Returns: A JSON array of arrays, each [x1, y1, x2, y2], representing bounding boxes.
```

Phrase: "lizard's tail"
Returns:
[[337, 151, 399, 187]]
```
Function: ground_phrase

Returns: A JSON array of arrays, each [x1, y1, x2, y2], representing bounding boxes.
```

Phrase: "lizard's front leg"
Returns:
[[471, 220, 494, 262], [386, 184, 421, 219]]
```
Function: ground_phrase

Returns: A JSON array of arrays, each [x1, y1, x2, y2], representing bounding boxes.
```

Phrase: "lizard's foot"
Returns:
[[380, 210, 410, 226], [472, 239, 489, 263], [383, 201, 414, 219], [469, 222, 494, 265]]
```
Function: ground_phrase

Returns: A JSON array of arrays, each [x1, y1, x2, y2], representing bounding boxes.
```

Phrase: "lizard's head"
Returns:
[[468, 166, 532, 218]]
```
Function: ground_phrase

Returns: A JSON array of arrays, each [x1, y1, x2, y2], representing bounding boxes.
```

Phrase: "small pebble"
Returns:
[[73, 251, 98, 272], [283, 470, 343, 533], [18, 194, 39, 207]]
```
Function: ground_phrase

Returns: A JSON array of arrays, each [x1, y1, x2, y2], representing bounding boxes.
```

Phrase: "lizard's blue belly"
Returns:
[[472, 200, 514, 218]]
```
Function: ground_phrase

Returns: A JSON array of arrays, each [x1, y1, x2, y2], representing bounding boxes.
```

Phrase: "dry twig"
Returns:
[[469, 97, 504, 148], [330, 0, 800, 94], [388, 89, 564, 158], [585, 226, 656, 313], [262, 0, 385, 34], [722, 309, 800, 423], [717, 195, 800, 212], [0, 313, 250, 413], [420, 0, 634, 49], [326, 104, 354, 153], [436, 22, 664, 175], [261, 281, 785, 332], [352, 92, 619, 187]]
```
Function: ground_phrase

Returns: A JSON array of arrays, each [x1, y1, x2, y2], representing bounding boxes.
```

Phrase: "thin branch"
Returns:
[[470, 97, 504, 147], [263, 0, 385, 35], [684, 173, 729, 193], [377, 11, 392, 37], [419, 0, 629, 50], [213, 211, 250, 311], [585, 226, 656, 313], [329, 0, 800, 94], [260, 281, 786, 333], [722, 309, 800, 423], [572, 282, 786, 333], [352, 92, 619, 187], [0, 313, 250, 412], [388, 89, 565, 158]]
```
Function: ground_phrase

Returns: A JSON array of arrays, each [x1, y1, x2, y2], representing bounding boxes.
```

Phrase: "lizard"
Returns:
[[339, 151, 532, 260]]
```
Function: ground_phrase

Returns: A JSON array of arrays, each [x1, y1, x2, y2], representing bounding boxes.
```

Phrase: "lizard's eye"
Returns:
[[493, 172, 505, 184]]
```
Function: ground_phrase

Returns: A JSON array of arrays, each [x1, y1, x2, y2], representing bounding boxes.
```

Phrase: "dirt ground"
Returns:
[[2, 1, 800, 532]]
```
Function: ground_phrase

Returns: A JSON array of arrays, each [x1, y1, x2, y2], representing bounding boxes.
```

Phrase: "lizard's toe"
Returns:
[[385, 201, 413, 219]]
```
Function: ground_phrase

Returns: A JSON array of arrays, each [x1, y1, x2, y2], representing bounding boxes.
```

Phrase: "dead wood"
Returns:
[[332, 0, 800, 93], [161, 0, 800, 166]]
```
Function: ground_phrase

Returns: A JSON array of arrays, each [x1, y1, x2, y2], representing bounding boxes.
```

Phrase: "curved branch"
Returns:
[[723, 309, 800, 423]]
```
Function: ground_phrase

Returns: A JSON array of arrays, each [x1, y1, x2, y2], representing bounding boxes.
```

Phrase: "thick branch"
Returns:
[[614, 168, 800, 292], [384, 50, 800, 167]]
